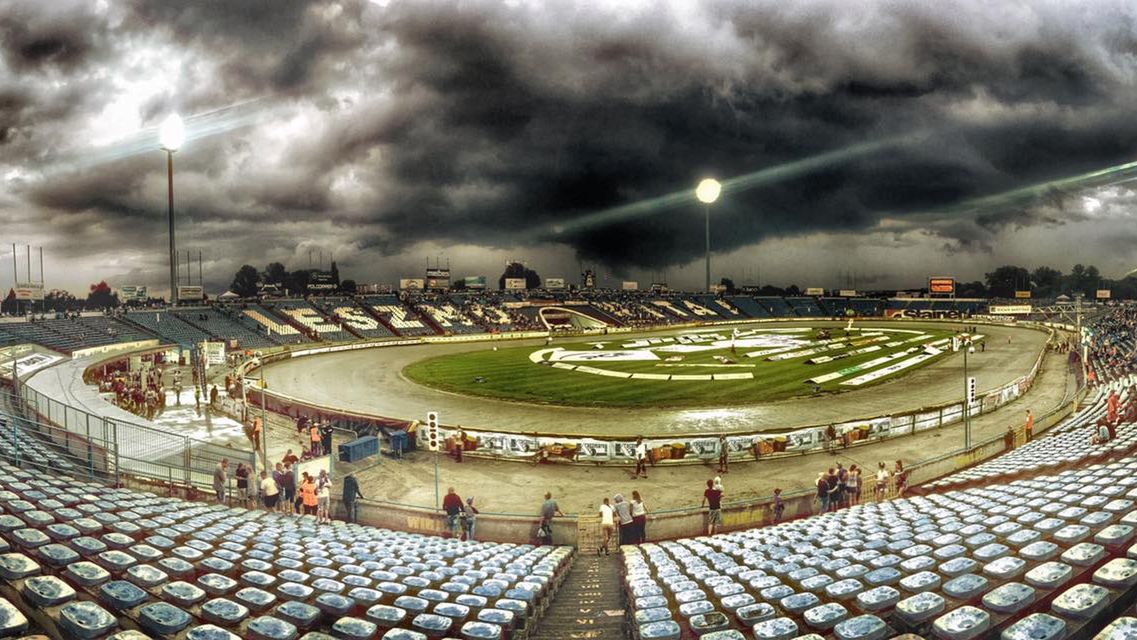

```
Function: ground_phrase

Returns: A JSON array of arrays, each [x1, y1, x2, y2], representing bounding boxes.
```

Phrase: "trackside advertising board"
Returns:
[[989, 304, 1032, 314], [622, 281, 638, 291], [1097, 289, 1111, 299], [504, 278, 526, 290], [399, 278, 424, 291], [544, 278, 565, 289], [1015, 290, 1031, 299], [805, 287, 824, 296], [463, 276, 487, 290]]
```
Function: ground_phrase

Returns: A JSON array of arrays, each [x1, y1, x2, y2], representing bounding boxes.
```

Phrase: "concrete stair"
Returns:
[[530, 553, 627, 640]]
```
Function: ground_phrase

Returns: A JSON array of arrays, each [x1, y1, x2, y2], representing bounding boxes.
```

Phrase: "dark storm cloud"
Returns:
[[6, 0, 1137, 287]]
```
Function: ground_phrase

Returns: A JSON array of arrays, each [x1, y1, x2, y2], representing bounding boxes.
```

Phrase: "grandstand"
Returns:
[[315, 299, 395, 339], [173, 309, 279, 350], [364, 296, 436, 337], [0, 317, 152, 355], [271, 300, 355, 342], [125, 311, 214, 349]]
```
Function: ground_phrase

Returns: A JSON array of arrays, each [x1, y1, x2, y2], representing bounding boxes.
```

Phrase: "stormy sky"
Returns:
[[3, 0, 1137, 295]]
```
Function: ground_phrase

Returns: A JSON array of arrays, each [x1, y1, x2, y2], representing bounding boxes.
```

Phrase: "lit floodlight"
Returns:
[[159, 113, 185, 152], [695, 178, 721, 204]]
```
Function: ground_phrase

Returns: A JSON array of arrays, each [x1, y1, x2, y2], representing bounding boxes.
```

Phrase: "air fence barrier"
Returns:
[[245, 318, 1065, 471]]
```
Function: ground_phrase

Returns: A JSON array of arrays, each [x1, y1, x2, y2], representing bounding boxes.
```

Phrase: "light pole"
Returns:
[[695, 178, 722, 293], [160, 114, 185, 306], [961, 335, 975, 450]]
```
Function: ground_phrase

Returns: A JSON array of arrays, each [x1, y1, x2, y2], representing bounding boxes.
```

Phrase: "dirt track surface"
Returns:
[[264, 321, 1048, 437], [351, 347, 1074, 514]]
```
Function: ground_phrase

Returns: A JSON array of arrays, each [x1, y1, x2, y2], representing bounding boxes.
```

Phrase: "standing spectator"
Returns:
[[598, 498, 614, 556], [1025, 409, 1034, 442], [321, 421, 334, 457], [342, 473, 363, 523], [251, 417, 262, 454], [633, 437, 648, 479], [816, 472, 829, 513], [213, 459, 229, 504], [702, 478, 723, 536], [442, 487, 465, 538], [631, 491, 648, 544], [894, 460, 908, 498], [1004, 425, 1016, 451], [453, 427, 466, 463], [235, 463, 250, 508], [272, 464, 285, 512], [281, 449, 299, 467], [209, 385, 219, 406], [540, 492, 564, 545], [717, 434, 729, 474], [772, 488, 785, 523], [259, 471, 278, 511], [281, 464, 296, 514], [846, 465, 860, 507], [309, 422, 322, 457], [299, 473, 318, 516], [614, 494, 633, 546], [875, 462, 889, 501], [824, 425, 836, 454], [316, 470, 332, 524], [463, 497, 479, 541], [836, 463, 849, 508], [826, 467, 841, 512]]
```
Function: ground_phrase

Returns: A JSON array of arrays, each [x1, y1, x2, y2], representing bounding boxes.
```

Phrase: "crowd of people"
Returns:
[[210, 453, 365, 527]]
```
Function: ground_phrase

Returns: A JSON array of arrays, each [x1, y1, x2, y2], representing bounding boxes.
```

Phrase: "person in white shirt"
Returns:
[[316, 470, 332, 524], [633, 437, 648, 479], [598, 498, 615, 556], [875, 462, 890, 502], [259, 471, 279, 511]]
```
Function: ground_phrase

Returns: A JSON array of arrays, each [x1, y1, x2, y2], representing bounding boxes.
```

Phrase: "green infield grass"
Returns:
[[402, 323, 961, 408]]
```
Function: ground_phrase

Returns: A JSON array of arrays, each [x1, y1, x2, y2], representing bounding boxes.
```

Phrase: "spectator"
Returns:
[[342, 473, 363, 523], [464, 497, 479, 541], [633, 437, 648, 479], [614, 494, 633, 546], [631, 490, 648, 544], [539, 491, 564, 545], [281, 464, 296, 514], [894, 460, 908, 498], [317, 470, 332, 524], [260, 471, 278, 511], [846, 465, 861, 507], [702, 478, 723, 536], [717, 434, 729, 474], [442, 487, 464, 538], [772, 488, 785, 523], [235, 463, 250, 508], [321, 421, 333, 457], [309, 422, 322, 457], [252, 416, 263, 453], [875, 462, 889, 501], [598, 498, 614, 556], [213, 459, 228, 504], [1025, 409, 1034, 442], [826, 467, 841, 512], [453, 427, 466, 463], [281, 449, 298, 467], [816, 471, 829, 513]]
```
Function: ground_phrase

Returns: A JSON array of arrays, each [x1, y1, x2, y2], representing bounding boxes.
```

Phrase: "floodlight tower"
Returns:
[[160, 114, 185, 305], [695, 178, 722, 292]]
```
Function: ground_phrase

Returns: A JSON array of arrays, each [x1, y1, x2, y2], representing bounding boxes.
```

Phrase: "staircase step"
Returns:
[[531, 553, 626, 640]]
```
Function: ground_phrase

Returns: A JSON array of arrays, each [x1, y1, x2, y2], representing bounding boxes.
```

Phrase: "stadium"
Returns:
[[4, 1, 1137, 639]]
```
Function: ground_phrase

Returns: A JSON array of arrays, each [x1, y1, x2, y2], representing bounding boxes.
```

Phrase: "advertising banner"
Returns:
[[199, 341, 226, 366], [425, 268, 451, 291], [1014, 290, 1031, 299], [805, 287, 824, 296], [989, 304, 1032, 314], [504, 278, 526, 290], [622, 281, 639, 291], [650, 283, 668, 292], [928, 277, 955, 295], [544, 278, 565, 289], [463, 276, 487, 290], [14, 283, 44, 301], [176, 285, 203, 301], [399, 278, 424, 291], [838, 289, 858, 297], [119, 285, 148, 301], [309, 271, 336, 291], [1097, 289, 1111, 299]]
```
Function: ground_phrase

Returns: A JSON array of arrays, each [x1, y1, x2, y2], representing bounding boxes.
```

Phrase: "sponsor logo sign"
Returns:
[[989, 304, 1032, 314], [544, 277, 565, 289], [805, 287, 824, 296], [839, 289, 857, 297], [399, 278, 424, 290], [1014, 290, 1031, 299], [119, 285, 148, 301], [177, 285, 203, 300], [504, 278, 526, 290], [1097, 289, 1111, 299], [547, 350, 661, 362], [14, 283, 44, 301], [622, 281, 638, 291], [463, 276, 486, 290]]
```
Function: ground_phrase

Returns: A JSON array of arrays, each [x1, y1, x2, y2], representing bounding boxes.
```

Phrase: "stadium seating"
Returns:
[[316, 300, 395, 340], [240, 305, 315, 344], [726, 297, 771, 318], [271, 301, 355, 342], [0, 317, 154, 355], [415, 300, 483, 335], [0, 449, 573, 639], [173, 310, 279, 350], [365, 297, 436, 337], [755, 297, 795, 318], [786, 297, 824, 317], [125, 311, 214, 348]]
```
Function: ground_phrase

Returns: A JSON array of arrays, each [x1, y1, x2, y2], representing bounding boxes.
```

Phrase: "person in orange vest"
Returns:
[[1024, 410, 1033, 442], [309, 422, 321, 457], [252, 416, 263, 452], [299, 472, 318, 516]]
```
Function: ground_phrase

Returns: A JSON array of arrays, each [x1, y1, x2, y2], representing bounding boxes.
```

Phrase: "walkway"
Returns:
[[531, 554, 626, 640]]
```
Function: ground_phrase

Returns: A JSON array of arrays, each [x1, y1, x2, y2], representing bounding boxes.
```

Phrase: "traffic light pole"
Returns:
[[433, 451, 440, 510]]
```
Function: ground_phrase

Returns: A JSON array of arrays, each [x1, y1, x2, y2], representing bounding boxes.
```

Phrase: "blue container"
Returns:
[[339, 436, 380, 463]]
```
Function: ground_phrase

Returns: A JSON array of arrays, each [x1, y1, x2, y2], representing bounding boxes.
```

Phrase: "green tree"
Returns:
[[263, 262, 287, 285], [230, 265, 260, 298], [984, 265, 1030, 298], [284, 270, 311, 295], [339, 279, 357, 294], [498, 262, 541, 290], [1030, 267, 1063, 299], [87, 281, 119, 309], [719, 277, 737, 294], [956, 281, 988, 298]]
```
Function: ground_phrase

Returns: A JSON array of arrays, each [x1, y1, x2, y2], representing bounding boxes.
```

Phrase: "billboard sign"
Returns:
[[544, 277, 565, 289], [650, 282, 668, 293], [582, 269, 595, 289], [119, 285, 148, 301], [425, 268, 451, 291], [839, 289, 858, 297], [805, 287, 824, 296], [199, 341, 226, 366], [177, 285, 203, 301], [14, 283, 44, 301], [399, 278, 424, 291], [309, 271, 336, 291], [928, 277, 955, 295], [463, 276, 487, 290], [1014, 290, 1031, 299], [622, 281, 638, 291], [504, 278, 526, 290], [1097, 289, 1111, 299], [989, 304, 1032, 315]]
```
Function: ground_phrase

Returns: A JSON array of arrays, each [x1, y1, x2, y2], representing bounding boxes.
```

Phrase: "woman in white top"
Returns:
[[631, 491, 647, 544], [316, 470, 332, 524], [598, 498, 614, 555]]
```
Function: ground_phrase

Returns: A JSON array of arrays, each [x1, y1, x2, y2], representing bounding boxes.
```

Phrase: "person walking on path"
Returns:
[[342, 474, 363, 523], [598, 498, 614, 556], [443, 487, 465, 538], [631, 490, 648, 544], [773, 488, 785, 523], [614, 493, 633, 546], [702, 478, 723, 536], [1025, 409, 1034, 442], [321, 421, 334, 457], [539, 492, 564, 545], [213, 459, 229, 505], [633, 437, 648, 479]]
